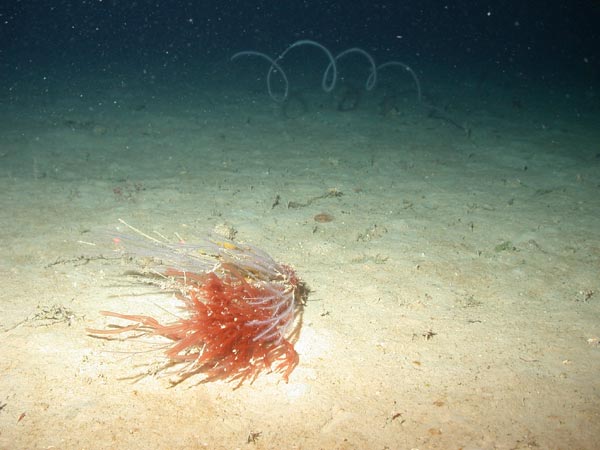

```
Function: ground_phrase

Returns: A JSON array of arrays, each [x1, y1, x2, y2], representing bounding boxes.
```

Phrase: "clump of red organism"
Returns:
[[87, 221, 308, 387]]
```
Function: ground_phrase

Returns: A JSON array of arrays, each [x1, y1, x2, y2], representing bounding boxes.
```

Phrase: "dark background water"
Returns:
[[1, 0, 599, 88]]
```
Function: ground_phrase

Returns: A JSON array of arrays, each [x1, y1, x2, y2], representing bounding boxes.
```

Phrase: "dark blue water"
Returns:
[[2, 1, 598, 85]]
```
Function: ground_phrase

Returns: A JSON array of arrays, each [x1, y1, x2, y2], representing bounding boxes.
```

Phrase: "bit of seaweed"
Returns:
[[87, 220, 307, 387]]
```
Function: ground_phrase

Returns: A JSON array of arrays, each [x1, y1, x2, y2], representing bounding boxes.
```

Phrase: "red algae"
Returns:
[[87, 221, 307, 387]]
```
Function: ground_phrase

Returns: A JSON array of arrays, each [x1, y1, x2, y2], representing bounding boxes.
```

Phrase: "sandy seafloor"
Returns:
[[0, 64, 599, 449]]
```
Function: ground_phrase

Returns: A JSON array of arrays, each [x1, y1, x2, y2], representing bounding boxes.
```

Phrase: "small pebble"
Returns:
[[314, 213, 334, 223]]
